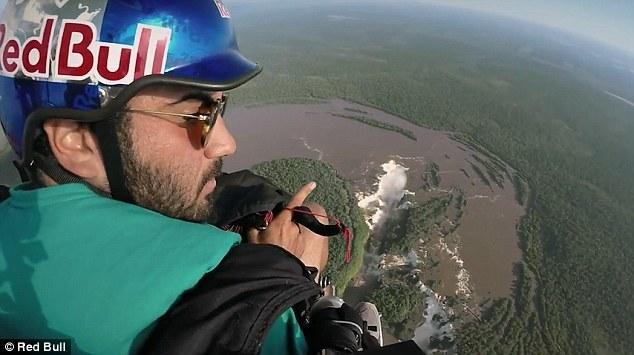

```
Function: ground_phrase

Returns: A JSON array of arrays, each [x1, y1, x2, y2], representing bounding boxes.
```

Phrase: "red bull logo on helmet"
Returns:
[[0, 16, 171, 85], [214, 0, 231, 19]]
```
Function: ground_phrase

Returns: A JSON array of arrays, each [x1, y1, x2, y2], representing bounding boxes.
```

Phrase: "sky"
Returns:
[[421, 0, 634, 56], [0, 0, 631, 55]]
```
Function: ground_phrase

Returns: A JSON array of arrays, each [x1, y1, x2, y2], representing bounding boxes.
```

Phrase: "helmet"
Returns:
[[0, 0, 261, 198]]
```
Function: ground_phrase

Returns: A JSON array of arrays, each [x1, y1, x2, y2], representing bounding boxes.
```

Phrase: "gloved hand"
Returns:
[[305, 296, 364, 354]]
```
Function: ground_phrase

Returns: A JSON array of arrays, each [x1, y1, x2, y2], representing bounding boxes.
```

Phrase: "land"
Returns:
[[229, 1, 634, 353], [330, 113, 417, 141]]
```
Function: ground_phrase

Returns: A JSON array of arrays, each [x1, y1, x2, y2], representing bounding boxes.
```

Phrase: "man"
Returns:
[[0, 1, 430, 354], [0, 1, 327, 354]]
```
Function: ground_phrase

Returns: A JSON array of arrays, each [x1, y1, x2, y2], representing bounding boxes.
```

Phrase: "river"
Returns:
[[224, 99, 525, 303]]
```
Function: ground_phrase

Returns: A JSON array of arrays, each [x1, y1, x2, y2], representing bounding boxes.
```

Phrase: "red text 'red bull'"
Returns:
[[0, 17, 170, 85]]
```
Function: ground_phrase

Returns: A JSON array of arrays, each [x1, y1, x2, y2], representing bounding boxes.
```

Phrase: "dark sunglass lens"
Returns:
[[185, 120, 207, 147]]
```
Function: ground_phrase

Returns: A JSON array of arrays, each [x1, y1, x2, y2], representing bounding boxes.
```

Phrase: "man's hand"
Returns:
[[246, 182, 317, 259]]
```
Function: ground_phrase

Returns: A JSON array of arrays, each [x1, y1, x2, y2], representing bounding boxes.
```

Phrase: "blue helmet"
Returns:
[[0, 0, 261, 161]]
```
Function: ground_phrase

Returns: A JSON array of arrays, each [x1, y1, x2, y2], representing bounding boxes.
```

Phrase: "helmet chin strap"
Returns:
[[23, 130, 86, 186], [31, 153, 83, 185], [24, 122, 132, 204], [12, 160, 31, 183], [91, 118, 135, 204]]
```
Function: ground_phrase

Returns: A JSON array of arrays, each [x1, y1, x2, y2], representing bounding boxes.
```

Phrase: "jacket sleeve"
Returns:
[[136, 243, 321, 355]]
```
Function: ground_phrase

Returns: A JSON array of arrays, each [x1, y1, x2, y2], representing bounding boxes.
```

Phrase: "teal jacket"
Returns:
[[0, 183, 308, 354]]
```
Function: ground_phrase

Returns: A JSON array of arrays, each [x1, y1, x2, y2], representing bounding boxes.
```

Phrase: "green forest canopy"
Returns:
[[233, 2, 634, 353]]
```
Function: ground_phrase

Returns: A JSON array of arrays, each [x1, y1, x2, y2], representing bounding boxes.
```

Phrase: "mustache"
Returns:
[[200, 158, 223, 192]]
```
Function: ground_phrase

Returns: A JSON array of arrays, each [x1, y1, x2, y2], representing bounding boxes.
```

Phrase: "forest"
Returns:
[[330, 113, 417, 141], [380, 196, 452, 255], [231, 2, 634, 353]]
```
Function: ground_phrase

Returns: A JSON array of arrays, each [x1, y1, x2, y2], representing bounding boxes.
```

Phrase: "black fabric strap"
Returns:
[[0, 185, 9, 202], [12, 160, 30, 183], [32, 153, 83, 185], [137, 244, 321, 355], [91, 118, 133, 203], [291, 206, 344, 237]]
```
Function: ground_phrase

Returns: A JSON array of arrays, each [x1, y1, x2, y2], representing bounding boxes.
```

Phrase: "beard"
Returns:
[[117, 119, 221, 222]]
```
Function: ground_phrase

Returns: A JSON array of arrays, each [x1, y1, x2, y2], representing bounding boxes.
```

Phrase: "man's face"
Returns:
[[117, 86, 237, 221]]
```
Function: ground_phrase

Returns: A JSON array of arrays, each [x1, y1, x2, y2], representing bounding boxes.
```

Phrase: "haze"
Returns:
[[422, 0, 634, 57], [233, 0, 634, 59]]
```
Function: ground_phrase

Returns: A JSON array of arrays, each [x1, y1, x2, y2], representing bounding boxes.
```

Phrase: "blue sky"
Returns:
[[421, 0, 634, 56]]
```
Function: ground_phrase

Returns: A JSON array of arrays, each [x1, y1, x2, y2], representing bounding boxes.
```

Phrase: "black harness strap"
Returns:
[[32, 153, 84, 185], [91, 118, 134, 203], [226, 204, 347, 237], [12, 160, 30, 183], [0, 185, 9, 202], [291, 206, 346, 237]]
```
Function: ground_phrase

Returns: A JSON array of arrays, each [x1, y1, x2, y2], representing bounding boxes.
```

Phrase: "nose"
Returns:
[[203, 115, 237, 159]]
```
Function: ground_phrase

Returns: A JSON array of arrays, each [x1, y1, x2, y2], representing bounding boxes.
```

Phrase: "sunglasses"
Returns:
[[124, 94, 228, 148]]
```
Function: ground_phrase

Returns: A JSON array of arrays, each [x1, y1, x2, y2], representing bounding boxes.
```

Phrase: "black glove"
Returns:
[[208, 170, 290, 228], [208, 170, 351, 239], [305, 296, 364, 354]]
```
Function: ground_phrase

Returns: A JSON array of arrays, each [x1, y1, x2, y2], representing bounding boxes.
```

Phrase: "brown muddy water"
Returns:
[[224, 99, 525, 301]]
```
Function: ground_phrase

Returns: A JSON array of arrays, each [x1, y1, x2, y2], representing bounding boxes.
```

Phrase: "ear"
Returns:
[[42, 119, 107, 183]]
